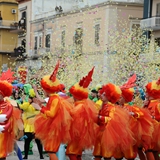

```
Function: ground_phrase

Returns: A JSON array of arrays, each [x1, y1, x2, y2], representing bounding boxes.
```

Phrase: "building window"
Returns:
[[74, 28, 83, 53], [61, 30, 65, 47], [156, 3, 160, 16], [74, 28, 83, 45], [45, 34, 51, 48], [39, 36, 42, 48], [34, 36, 38, 50], [19, 11, 26, 30], [95, 24, 100, 46]]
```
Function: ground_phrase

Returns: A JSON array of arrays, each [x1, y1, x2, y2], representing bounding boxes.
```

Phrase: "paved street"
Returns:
[[7, 141, 140, 160], [7, 141, 94, 160]]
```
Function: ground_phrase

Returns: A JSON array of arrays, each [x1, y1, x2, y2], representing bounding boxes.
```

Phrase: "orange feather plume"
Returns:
[[49, 60, 60, 82], [121, 74, 137, 89], [0, 69, 15, 83], [156, 77, 160, 85], [79, 67, 95, 88]]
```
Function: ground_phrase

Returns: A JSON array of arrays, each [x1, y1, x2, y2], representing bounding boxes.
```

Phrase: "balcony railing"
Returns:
[[0, 44, 15, 53], [0, 20, 18, 29], [140, 16, 160, 31], [29, 48, 51, 59]]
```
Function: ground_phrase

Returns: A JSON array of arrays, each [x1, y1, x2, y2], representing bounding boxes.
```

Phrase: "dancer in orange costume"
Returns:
[[145, 78, 160, 160], [93, 83, 135, 160], [0, 69, 16, 159], [119, 91, 154, 159], [66, 67, 98, 160], [33, 61, 73, 160], [118, 74, 154, 160]]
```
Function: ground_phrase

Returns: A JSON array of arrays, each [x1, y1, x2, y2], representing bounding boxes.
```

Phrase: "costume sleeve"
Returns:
[[130, 106, 143, 119], [154, 103, 160, 121], [98, 115, 111, 123], [41, 98, 59, 118], [19, 102, 30, 111]]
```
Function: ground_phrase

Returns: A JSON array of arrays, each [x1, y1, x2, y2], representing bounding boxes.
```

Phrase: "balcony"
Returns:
[[140, 16, 160, 31], [10, 46, 27, 58], [0, 20, 18, 30], [10, 19, 26, 34], [0, 44, 15, 54], [29, 48, 53, 59]]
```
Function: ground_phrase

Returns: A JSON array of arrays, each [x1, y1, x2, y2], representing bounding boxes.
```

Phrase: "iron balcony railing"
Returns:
[[0, 20, 18, 29], [0, 44, 15, 53], [140, 16, 160, 31]]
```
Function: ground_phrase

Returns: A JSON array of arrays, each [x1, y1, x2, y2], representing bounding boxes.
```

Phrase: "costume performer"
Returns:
[[93, 83, 135, 160], [6, 96, 23, 160], [0, 69, 16, 160], [33, 61, 73, 160], [145, 78, 160, 160], [119, 82, 154, 159], [19, 88, 44, 159], [66, 67, 98, 160]]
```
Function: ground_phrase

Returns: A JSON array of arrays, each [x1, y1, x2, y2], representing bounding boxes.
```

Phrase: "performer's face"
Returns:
[[100, 92, 108, 103], [118, 96, 125, 105]]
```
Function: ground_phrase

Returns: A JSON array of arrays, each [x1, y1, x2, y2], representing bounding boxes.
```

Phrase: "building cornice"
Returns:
[[0, 2, 18, 5], [16, 0, 30, 3], [31, 1, 143, 24]]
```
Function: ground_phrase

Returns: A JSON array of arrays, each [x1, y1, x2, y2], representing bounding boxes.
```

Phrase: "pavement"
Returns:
[[7, 140, 94, 160], [7, 141, 140, 160]]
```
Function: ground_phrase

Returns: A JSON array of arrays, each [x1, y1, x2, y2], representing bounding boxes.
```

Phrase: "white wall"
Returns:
[[32, 0, 144, 20]]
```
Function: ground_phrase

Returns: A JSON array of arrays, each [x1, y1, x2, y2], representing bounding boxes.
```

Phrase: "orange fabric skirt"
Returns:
[[0, 115, 15, 158], [34, 101, 72, 152], [69, 99, 98, 150], [151, 119, 160, 150], [129, 108, 154, 149], [93, 106, 135, 158]]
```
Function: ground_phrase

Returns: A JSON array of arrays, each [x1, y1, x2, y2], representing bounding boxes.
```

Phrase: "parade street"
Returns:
[[7, 141, 94, 160], [7, 141, 141, 160]]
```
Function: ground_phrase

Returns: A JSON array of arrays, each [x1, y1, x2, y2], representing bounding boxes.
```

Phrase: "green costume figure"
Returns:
[[89, 88, 99, 102], [23, 84, 32, 102]]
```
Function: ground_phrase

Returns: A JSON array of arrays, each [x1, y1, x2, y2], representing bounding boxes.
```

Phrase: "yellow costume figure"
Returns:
[[34, 61, 73, 160], [0, 69, 16, 159], [20, 88, 44, 159]]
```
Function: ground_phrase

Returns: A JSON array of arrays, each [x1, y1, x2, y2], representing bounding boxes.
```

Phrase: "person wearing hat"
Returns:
[[0, 69, 16, 160], [89, 88, 98, 102], [33, 61, 73, 160], [19, 88, 44, 159], [93, 83, 135, 160], [119, 86, 154, 160], [145, 78, 160, 160], [66, 67, 98, 160]]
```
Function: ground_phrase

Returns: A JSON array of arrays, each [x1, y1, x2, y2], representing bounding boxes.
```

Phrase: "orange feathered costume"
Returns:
[[0, 69, 16, 158], [119, 74, 153, 159], [66, 67, 98, 158], [93, 83, 135, 159], [145, 78, 160, 150], [34, 61, 73, 153]]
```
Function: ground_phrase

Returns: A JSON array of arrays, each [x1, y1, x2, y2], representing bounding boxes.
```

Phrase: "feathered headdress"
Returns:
[[120, 74, 137, 102], [146, 77, 160, 99], [69, 67, 94, 100], [41, 60, 63, 93], [0, 69, 15, 97], [99, 83, 122, 104]]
